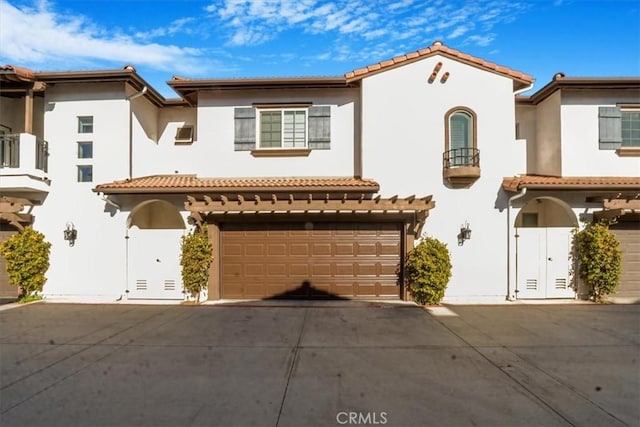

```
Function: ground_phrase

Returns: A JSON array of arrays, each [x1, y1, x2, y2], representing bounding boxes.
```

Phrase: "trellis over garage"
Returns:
[[95, 175, 436, 300]]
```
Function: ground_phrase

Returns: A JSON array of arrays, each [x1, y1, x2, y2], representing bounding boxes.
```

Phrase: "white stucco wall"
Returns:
[[33, 83, 132, 299], [360, 55, 525, 301], [186, 88, 359, 178], [559, 89, 640, 176]]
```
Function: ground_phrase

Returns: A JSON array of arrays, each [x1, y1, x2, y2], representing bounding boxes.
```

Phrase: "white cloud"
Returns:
[[448, 25, 471, 39], [0, 1, 207, 74]]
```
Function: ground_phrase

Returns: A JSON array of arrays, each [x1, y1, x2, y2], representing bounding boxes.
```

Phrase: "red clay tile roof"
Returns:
[[94, 175, 380, 194], [345, 41, 533, 89], [0, 65, 36, 81], [503, 176, 640, 192]]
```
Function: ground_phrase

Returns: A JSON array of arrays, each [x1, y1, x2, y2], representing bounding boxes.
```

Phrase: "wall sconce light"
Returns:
[[457, 221, 471, 246], [64, 222, 77, 246]]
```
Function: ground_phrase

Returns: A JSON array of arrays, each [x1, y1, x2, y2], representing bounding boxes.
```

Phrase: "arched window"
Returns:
[[444, 107, 478, 167]]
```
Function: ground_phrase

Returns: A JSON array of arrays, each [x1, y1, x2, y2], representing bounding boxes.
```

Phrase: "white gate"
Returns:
[[127, 228, 184, 300], [516, 227, 574, 299]]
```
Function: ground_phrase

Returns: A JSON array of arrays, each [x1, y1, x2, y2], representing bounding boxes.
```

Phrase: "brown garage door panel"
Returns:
[[221, 223, 402, 299], [610, 226, 640, 300]]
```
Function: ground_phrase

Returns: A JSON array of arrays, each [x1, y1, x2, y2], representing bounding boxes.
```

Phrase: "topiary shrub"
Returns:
[[404, 236, 452, 305], [573, 221, 622, 302], [180, 223, 213, 303], [0, 226, 51, 301]]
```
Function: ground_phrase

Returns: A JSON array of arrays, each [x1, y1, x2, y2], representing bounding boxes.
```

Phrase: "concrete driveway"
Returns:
[[0, 301, 638, 427]]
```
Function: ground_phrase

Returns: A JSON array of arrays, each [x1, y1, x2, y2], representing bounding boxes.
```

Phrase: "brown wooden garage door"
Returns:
[[221, 222, 402, 299], [610, 223, 640, 301]]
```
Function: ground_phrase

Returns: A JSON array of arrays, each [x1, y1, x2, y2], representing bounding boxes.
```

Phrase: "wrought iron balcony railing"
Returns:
[[443, 147, 480, 169]]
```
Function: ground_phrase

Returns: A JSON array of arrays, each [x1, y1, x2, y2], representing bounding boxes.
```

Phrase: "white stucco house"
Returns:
[[1, 41, 638, 303]]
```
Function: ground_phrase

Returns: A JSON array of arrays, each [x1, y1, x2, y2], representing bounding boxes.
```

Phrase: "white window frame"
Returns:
[[257, 108, 308, 149], [78, 116, 94, 134], [77, 165, 93, 182], [620, 108, 640, 148], [77, 141, 93, 159]]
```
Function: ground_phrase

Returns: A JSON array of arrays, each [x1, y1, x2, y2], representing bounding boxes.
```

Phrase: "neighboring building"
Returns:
[[1, 42, 638, 302], [507, 75, 640, 302]]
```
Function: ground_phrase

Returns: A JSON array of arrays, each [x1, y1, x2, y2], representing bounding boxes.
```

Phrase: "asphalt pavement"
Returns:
[[0, 301, 638, 427]]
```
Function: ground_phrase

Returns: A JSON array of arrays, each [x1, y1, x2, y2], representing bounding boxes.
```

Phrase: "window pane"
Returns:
[[260, 111, 281, 148], [449, 111, 473, 165], [283, 111, 306, 148], [77, 165, 93, 182], [77, 142, 93, 159], [450, 113, 471, 149], [78, 116, 94, 133], [621, 111, 640, 147]]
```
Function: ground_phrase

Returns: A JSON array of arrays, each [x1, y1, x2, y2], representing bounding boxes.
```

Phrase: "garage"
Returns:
[[610, 219, 640, 302], [220, 222, 402, 299]]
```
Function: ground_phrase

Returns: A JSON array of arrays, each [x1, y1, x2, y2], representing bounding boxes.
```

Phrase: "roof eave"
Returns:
[[36, 69, 187, 108], [528, 77, 640, 105]]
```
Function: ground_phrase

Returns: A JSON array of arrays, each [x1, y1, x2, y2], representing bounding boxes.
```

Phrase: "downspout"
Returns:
[[507, 187, 527, 300], [506, 82, 534, 301], [126, 86, 147, 179]]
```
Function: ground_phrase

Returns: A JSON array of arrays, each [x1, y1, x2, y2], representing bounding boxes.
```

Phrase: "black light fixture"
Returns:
[[457, 221, 471, 246], [64, 222, 77, 246]]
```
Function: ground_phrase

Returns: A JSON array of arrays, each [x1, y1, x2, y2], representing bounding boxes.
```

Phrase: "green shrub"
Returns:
[[573, 221, 622, 302], [180, 223, 213, 302], [0, 226, 51, 300], [404, 236, 452, 305]]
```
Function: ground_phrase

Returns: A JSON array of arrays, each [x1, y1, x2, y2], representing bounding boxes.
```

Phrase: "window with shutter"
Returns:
[[234, 107, 256, 151], [236, 105, 331, 153], [598, 106, 623, 150]]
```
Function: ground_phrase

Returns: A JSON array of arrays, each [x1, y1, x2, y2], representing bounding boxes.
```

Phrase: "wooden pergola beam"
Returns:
[[603, 199, 640, 210], [185, 193, 434, 214]]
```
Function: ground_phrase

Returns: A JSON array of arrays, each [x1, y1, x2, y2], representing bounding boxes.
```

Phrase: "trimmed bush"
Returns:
[[573, 221, 622, 302], [180, 223, 213, 302], [405, 236, 452, 305], [0, 226, 51, 300]]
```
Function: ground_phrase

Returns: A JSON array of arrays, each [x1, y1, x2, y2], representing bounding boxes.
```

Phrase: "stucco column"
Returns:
[[24, 89, 33, 134]]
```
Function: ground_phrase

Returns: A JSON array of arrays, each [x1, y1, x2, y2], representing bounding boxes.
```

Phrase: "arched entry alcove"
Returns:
[[515, 196, 578, 228], [126, 200, 185, 300], [128, 199, 186, 230], [515, 197, 577, 299]]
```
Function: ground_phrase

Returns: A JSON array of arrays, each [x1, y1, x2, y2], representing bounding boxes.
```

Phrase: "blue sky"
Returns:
[[1, 0, 639, 98]]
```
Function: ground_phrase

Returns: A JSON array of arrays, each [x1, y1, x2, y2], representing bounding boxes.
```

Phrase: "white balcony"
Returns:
[[0, 133, 50, 196]]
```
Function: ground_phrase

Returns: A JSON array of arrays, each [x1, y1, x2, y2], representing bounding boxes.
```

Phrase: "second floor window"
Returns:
[[599, 106, 640, 149], [621, 110, 640, 147], [234, 106, 330, 152], [445, 107, 478, 167], [77, 165, 93, 182], [260, 110, 306, 148], [78, 116, 93, 134], [77, 141, 93, 158]]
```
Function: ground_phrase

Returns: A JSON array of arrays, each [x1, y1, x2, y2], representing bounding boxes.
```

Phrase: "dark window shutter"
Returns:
[[308, 106, 330, 150], [598, 106, 622, 150], [234, 107, 256, 151]]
